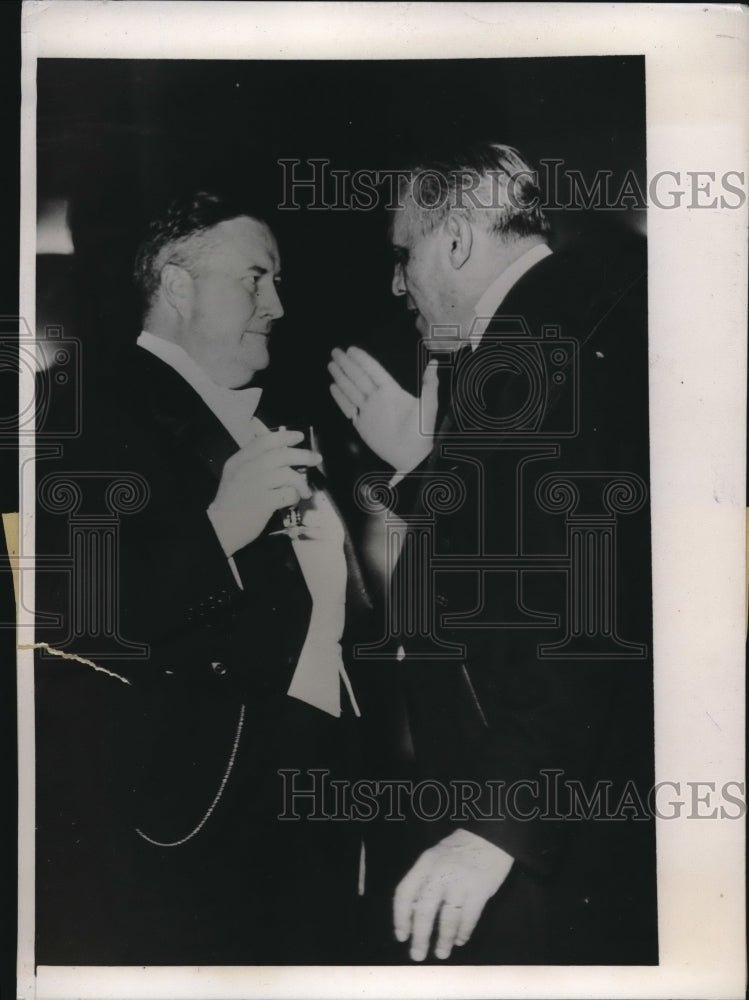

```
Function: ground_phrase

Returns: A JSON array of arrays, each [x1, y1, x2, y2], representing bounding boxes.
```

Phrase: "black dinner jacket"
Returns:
[[382, 236, 656, 964], [36, 344, 371, 849], [35, 343, 375, 964]]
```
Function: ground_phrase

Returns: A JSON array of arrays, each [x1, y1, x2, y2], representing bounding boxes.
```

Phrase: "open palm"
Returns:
[[328, 346, 439, 472]]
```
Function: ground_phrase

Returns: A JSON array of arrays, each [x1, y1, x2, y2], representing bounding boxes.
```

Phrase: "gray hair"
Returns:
[[396, 141, 550, 241]]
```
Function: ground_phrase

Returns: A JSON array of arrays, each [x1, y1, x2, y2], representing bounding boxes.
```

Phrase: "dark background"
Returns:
[[30, 54, 650, 976], [36, 56, 646, 436]]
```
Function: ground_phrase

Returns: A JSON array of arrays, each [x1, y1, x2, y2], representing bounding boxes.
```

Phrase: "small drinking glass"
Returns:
[[268, 424, 318, 538]]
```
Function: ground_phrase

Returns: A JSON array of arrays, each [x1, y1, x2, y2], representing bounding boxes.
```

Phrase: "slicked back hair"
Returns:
[[396, 142, 550, 243], [133, 190, 267, 311]]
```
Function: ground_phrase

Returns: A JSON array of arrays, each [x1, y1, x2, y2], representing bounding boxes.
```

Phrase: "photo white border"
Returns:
[[18, 3, 747, 998]]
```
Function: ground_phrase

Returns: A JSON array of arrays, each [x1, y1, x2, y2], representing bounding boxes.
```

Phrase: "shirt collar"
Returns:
[[469, 243, 553, 351], [136, 331, 263, 444]]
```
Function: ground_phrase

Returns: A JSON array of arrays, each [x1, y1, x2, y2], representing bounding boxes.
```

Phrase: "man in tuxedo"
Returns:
[[35, 191, 370, 965], [329, 143, 656, 964]]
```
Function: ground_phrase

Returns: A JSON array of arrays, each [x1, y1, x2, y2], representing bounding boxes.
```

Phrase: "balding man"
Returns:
[[330, 143, 654, 965]]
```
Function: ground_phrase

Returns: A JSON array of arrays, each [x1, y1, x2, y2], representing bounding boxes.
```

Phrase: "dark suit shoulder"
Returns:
[[500, 235, 646, 334]]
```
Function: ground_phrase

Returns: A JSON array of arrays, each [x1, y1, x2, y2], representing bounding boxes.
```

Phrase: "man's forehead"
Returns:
[[389, 207, 411, 246], [215, 216, 279, 266]]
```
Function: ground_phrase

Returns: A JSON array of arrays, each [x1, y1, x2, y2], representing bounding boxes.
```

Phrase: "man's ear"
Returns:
[[444, 212, 473, 269], [160, 263, 194, 318]]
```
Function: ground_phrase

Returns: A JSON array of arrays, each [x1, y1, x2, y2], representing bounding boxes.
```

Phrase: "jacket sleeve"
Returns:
[[399, 263, 652, 878]]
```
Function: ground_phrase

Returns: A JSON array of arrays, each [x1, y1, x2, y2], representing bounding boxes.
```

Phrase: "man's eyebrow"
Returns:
[[246, 265, 268, 275]]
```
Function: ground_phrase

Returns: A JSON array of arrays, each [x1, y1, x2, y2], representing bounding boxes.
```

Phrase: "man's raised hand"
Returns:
[[208, 429, 321, 556], [328, 346, 439, 472]]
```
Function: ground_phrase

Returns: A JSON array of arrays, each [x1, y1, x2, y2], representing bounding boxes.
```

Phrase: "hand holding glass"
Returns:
[[268, 424, 319, 538], [209, 428, 321, 556]]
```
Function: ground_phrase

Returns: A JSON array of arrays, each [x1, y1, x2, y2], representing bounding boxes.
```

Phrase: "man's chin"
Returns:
[[220, 356, 268, 389], [242, 338, 270, 373]]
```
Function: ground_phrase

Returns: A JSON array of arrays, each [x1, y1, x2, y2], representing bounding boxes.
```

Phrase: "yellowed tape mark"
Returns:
[[4, 512, 131, 684], [18, 643, 132, 685], [2, 511, 19, 608]]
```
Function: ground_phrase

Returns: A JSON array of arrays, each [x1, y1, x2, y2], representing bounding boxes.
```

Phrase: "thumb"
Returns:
[[420, 359, 440, 432], [421, 359, 439, 400]]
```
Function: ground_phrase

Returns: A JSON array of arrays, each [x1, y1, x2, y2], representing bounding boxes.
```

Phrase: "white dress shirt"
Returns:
[[136, 331, 357, 718]]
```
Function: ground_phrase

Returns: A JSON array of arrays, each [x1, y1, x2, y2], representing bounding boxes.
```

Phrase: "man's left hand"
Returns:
[[393, 829, 514, 961]]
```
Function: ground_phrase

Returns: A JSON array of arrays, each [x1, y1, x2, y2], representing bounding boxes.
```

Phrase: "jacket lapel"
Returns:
[[121, 347, 240, 487]]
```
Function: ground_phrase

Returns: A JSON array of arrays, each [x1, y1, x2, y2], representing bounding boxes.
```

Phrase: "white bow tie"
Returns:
[[198, 384, 264, 446], [207, 384, 262, 418]]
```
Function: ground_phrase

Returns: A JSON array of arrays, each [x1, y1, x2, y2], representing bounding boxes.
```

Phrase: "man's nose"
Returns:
[[264, 283, 284, 320], [391, 263, 406, 297]]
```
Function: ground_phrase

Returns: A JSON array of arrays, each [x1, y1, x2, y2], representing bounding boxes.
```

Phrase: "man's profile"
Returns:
[[35, 191, 368, 966], [330, 142, 656, 965]]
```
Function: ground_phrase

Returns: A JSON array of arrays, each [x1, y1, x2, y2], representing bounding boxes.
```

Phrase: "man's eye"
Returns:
[[392, 247, 409, 267]]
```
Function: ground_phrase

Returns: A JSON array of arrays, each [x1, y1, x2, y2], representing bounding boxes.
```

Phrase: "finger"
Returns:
[[434, 891, 466, 960], [254, 428, 305, 449], [230, 429, 304, 466], [269, 484, 302, 511], [331, 347, 378, 395], [327, 361, 366, 409], [274, 446, 323, 468], [393, 852, 434, 943], [264, 467, 312, 498], [245, 446, 322, 473], [409, 881, 444, 962], [329, 383, 359, 421], [420, 359, 440, 424], [421, 358, 440, 395], [454, 890, 489, 948], [346, 347, 393, 389]]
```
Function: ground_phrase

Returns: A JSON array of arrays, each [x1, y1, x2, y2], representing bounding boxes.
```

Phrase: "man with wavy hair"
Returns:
[[36, 191, 370, 965]]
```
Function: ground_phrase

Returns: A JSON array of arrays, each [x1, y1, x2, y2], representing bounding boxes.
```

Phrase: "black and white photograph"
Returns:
[[14, 3, 747, 999]]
